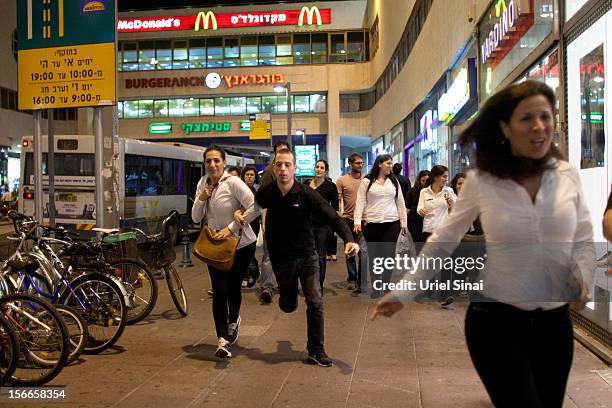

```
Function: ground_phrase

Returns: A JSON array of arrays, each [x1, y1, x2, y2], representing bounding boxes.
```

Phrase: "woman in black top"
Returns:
[[407, 170, 430, 243], [304, 160, 339, 292], [241, 165, 261, 287]]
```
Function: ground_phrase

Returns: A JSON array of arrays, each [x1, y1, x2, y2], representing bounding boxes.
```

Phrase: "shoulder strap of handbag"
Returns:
[[202, 175, 243, 238]]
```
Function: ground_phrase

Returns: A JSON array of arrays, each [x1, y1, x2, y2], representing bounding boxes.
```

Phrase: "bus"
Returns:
[[19, 135, 253, 232]]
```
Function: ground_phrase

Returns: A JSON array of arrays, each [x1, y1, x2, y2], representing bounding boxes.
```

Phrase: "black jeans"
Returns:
[[326, 229, 337, 256], [342, 218, 361, 284], [208, 243, 254, 339], [313, 225, 330, 291], [465, 302, 573, 408], [272, 254, 324, 354], [362, 221, 401, 295]]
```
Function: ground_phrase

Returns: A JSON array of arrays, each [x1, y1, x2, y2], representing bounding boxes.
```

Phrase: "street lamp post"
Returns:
[[274, 82, 291, 148]]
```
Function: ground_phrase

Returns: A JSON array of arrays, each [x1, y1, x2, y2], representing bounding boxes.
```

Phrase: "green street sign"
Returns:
[[17, 0, 116, 50], [239, 120, 250, 131], [149, 123, 173, 134]]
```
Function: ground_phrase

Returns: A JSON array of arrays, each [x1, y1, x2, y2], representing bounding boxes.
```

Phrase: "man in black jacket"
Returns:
[[255, 148, 359, 367]]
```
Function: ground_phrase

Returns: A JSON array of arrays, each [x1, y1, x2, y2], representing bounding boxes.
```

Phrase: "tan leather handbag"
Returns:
[[193, 225, 240, 271]]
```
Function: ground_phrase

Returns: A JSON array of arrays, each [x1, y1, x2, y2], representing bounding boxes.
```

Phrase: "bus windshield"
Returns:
[[24, 152, 95, 183]]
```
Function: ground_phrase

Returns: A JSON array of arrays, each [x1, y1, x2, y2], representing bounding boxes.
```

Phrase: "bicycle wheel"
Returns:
[[164, 265, 188, 317], [59, 273, 127, 354], [0, 314, 19, 385], [53, 304, 88, 364], [0, 294, 69, 386], [110, 258, 158, 325]]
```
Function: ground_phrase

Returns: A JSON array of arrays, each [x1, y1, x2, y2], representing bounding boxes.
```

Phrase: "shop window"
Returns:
[[311, 33, 327, 64], [153, 100, 168, 117], [262, 95, 277, 113], [189, 39, 206, 69], [138, 100, 154, 118], [340, 94, 360, 112], [293, 95, 310, 113], [199, 98, 214, 115], [258, 35, 276, 65], [215, 97, 230, 115], [230, 97, 247, 115], [168, 99, 185, 117], [293, 34, 310, 64], [329, 33, 346, 63], [310, 94, 326, 113], [276, 35, 293, 65], [138, 41, 155, 70], [122, 42, 138, 71], [224, 37, 239, 67], [277, 95, 288, 113], [123, 100, 139, 118], [156, 40, 172, 70], [240, 36, 258, 66], [247, 96, 261, 113], [579, 44, 605, 169], [206, 38, 223, 68], [347, 32, 365, 62], [117, 101, 123, 118], [173, 40, 189, 70], [117, 42, 122, 71], [183, 98, 199, 117]]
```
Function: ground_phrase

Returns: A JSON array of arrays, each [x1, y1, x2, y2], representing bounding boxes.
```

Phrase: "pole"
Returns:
[[48, 109, 55, 227], [286, 82, 292, 148], [94, 108, 104, 228], [33, 110, 43, 223]]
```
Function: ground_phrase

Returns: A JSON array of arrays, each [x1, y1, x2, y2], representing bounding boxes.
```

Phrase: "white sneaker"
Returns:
[[227, 316, 241, 346], [215, 337, 232, 358]]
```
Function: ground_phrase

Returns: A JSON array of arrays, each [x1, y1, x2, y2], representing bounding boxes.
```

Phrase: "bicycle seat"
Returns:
[[92, 228, 120, 234], [7, 258, 40, 272]]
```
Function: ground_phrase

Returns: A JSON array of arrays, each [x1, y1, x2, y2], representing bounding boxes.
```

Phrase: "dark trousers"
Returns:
[[342, 218, 361, 284], [272, 254, 324, 354], [421, 231, 455, 301], [465, 302, 573, 408], [313, 225, 330, 291], [362, 221, 401, 295], [208, 244, 254, 339], [326, 229, 337, 256]]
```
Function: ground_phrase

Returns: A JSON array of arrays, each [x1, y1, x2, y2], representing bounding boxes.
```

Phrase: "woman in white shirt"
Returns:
[[372, 81, 594, 407], [417, 165, 456, 241], [192, 145, 259, 359], [354, 154, 407, 298]]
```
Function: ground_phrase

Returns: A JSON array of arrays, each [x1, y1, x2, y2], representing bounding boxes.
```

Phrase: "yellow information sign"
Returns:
[[249, 113, 271, 140], [18, 42, 116, 110]]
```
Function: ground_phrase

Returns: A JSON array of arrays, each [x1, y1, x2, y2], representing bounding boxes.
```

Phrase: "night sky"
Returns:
[[119, 0, 352, 12]]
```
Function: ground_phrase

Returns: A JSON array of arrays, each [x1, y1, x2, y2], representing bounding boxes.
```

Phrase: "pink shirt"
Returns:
[[336, 173, 362, 219]]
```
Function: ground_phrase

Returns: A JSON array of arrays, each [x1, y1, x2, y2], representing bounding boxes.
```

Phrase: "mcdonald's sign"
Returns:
[[117, 7, 331, 33], [298, 6, 323, 26], [194, 11, 218, 31]]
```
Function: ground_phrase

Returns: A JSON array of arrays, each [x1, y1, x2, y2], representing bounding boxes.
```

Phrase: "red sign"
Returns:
[[117, 6, 331, 33]]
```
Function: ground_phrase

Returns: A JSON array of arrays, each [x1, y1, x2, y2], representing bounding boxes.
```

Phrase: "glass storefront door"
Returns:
[[567, 9, 611, 334]]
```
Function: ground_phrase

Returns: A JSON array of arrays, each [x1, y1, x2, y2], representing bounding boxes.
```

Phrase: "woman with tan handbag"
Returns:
[[192, 145, 259, 359]]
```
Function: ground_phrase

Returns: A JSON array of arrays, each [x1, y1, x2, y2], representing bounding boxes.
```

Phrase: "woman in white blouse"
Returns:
[[354, 154, 407, 298], [417, 165, 456, 241], [192, 145, 259, 359], [373, 81, 594, 407]]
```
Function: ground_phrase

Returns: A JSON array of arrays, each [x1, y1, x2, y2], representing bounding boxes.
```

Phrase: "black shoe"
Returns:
[[440, 296, 454, 309], [227, 316, 241, 346], [246, 277, 257, 288], [308, 350, 333, 367], [260, 288, 273, 304]]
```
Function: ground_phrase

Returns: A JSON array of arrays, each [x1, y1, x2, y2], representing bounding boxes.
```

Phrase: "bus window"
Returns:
[[24, 153, 95, 183]]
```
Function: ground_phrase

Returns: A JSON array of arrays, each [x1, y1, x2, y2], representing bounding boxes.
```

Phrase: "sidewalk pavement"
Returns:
[[6, 247, 612, 408]]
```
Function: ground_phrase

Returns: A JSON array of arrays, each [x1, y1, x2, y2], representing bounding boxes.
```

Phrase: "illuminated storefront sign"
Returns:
[[181, 122, 231, 135], [295, 145, 319, 177], [438, 59, 477, 124], [148, 123, 172, 134], [124, 73, 285, 89], [239, 120, 250, 131], [480, 0, 534, 67], [117, 6, 331, 33]]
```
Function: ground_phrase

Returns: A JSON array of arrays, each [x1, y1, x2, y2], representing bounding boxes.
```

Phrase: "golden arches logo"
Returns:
[[298, 6, 322, 26], [194, 11, 217, 31]]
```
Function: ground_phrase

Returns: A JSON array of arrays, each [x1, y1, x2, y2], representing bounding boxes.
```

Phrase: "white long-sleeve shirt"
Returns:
[[417, 186, 457, 233], [390, 161, 595, 311], [354, 177, 407, 228], [191, 173, 260, 249]]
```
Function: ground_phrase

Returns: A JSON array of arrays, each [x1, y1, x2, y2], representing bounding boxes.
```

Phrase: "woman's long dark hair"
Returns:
[[365, 154, 398, 197], [412, 170, 430, 195], [425, 165, 448, 188], [459, 80, 562, 180], [451, 172, 466, 195]]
